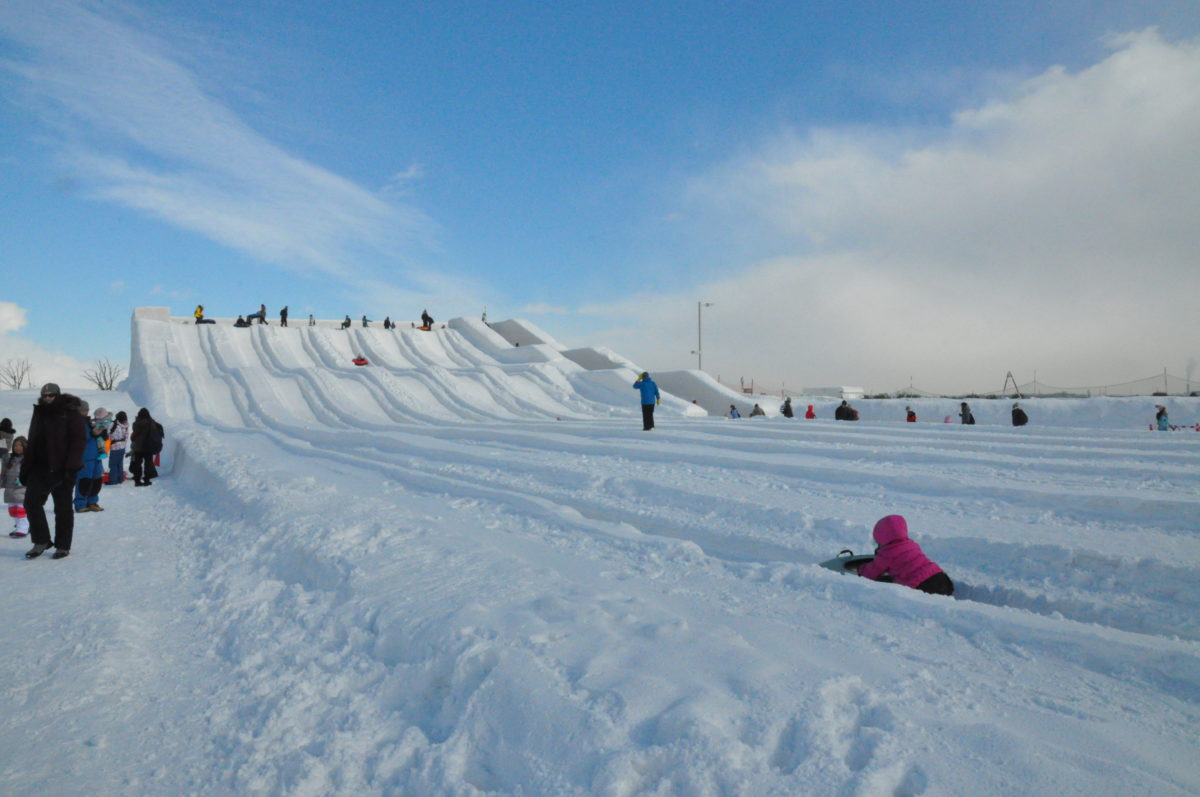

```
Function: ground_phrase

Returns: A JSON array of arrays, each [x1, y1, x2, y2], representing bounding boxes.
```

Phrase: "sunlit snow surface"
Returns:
[[1, 312, 1197, 796]]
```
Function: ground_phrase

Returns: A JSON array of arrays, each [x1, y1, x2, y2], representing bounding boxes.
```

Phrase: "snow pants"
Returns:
[[23, 470, 76, 551], [916, 572, 954, 596], [108, 449, 125, 484], [74, 459, 104, 510], [641, 403, 655, 431], [8, 504, 28, 535]]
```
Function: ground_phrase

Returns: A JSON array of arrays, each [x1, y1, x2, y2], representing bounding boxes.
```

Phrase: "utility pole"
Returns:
[[691, 301, 713, 371]]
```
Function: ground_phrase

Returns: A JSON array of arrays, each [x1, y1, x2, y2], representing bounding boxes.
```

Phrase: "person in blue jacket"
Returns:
[[1156, 405, 1169, 431], [633, 372, 660, 430]]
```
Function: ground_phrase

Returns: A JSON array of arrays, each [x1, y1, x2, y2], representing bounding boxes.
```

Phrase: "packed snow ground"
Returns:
[[1, 312, 1198, 796]]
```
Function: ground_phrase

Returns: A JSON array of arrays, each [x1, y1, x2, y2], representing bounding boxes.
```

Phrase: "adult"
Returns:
[[194, 305, 215, 324], [341, 315, 352, 330], [280, 306, 289, 327], [780, 398, 794, 418], [362, 315, 370, 328], [21, 383, 87, 559], [234, 315, 250, 327], [74, 404, 110, 512], [633, 372, 660, 430], [750, 404, 766, 417], [834, 400, 859, 421], [729, 405, 741, 419], [421, 309, 434, 330], [1011, 402, 1028, 427], [383, 316, 392, 330], [960, 402, 975, 425], [108, 410, 129, 484], [129, 408, 165, 487]]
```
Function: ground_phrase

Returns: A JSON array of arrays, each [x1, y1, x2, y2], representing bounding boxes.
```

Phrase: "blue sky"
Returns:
[[2, 0, 1198, 393]]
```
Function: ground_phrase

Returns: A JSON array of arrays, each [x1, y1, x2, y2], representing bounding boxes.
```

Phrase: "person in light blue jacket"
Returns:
[[633, 372, 660, 430], [1156, 405, 1169, 431]]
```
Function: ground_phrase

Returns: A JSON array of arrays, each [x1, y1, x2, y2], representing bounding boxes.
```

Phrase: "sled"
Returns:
[[818, 549, 891, 581], [417, 325, 432, 331]]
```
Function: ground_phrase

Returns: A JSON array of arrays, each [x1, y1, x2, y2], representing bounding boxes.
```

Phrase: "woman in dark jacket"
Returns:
[[129, 408, 165, 486]]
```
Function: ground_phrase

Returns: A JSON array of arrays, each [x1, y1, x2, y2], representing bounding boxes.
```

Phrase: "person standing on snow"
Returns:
[[729, 405, 741, 419], [1155, 405, 1169, 431], [3, 436, 28, 537], [781, 398, 794, 418], [129, 408, 164, 486], [959, 402, 975, 425], [633, 372, 660, 430], [21, 383, 87, 559], [74, 406, 111, 512], [108, 411, 129, 484], [280, 306, 289, 327]]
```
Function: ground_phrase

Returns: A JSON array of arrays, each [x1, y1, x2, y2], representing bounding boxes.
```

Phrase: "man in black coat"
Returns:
[[21, 383, 86, 559]]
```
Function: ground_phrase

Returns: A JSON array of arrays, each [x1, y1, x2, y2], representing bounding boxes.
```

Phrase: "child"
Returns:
[[2, 437, 28, 537], [857, 514, 953, 596], [108, 410, 129, 484]]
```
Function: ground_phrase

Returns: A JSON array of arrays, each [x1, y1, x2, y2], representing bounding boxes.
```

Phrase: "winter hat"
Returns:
[[78, 400, 89, 412], [94, 408, 110, 420], [40, 383, 61, 397], [1012, 402, 1020, 409]]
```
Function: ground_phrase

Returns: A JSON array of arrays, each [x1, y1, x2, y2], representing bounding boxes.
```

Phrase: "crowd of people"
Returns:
[[0, 384, 164, 560], [199, 305, 442, 332]]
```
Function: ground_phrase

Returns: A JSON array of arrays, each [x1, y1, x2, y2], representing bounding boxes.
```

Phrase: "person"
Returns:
[[834, 400, 859, 421], [308, 314, 315, 327], [362, 314, 371, 328], [3, 436, 28, 538], [906, 406, 917, 423], [804, 404, 816, 419], [960, 402, 975, 425], [421, 309, 434, 330], [255, 303, 268, 324], [750, 404, 766, 417], [857, 514, 953, 596], [383, 316, 392, 330], [108, 410, 129, 485], [341, 315, 352, 330], [352, 355, 369, 366], [1011, 402, 1028, 427], [1155, 405, 1169, 431], [233, 315, 250, 327], [280, 306, 288, 327], [21, 383, 87, 559], [73, 403, 108, 512], [781, 398, 793, 418], [633, 372, 660, 430], [729, 405, 741, 419], [0, 417, 14, 455], [193, 305, 216, 324], [129, 408, 164, 487]]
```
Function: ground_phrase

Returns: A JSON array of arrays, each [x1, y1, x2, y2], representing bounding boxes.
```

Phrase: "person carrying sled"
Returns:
[[1011, 402, 1028, 427], [21, 383, 87, 559], [959, 402, 975, 425], [857, 514, 953, 596], [633, 372, 660, 430]]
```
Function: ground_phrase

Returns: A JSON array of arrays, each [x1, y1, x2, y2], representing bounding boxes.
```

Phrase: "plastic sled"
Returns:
[[818, 549, 891, 582]]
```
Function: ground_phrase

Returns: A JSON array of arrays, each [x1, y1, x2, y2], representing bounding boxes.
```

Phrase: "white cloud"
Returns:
[[0, 0, 436, 284], [0, 304, 95, 390], [585, 30, 1200, 393], [0, 302, 28, 335]]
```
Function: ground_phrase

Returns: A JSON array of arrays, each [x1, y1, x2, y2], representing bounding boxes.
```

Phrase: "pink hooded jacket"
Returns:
[[857, 515, 943, 588]]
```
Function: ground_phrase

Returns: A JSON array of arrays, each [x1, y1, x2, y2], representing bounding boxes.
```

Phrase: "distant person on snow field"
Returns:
[[805, 404, 816, 419], [959, 402, 975, 425], [906, 406, 917, 423], [633, 372, 660, 430], [129, 408, 165, 487], [193, 305, 215, 324], [729, 405, 741, 419], [108, 411, 129, 485], [341, 315, 352, 330], [420, 309, 434, 330], [3, 436, 28, 537], [21, 383, 87, 559], [1011, 402, 1028, 427], [834, 400, 859, 421], [750, 404, 766, 417], [246, 304, 267, 325], [1155, 404, 1170, 431], [781, 397, 793, 418], [280, 306, 288, 327], [234, 315, 249, 327], [857, 514, 954, 596]]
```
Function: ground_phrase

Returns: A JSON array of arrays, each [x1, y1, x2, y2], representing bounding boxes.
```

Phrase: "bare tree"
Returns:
[[0, 357, 34, 390], [82, 358, 125, 391]]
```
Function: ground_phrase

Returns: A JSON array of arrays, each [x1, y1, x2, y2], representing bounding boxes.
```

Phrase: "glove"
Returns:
[[656, 397, 660, 405]]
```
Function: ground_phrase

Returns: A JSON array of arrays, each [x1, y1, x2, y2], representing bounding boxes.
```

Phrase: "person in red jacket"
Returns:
[[857, 515, 953, 596], [906, 406, 917, 422], [804, 404, 816, 419]]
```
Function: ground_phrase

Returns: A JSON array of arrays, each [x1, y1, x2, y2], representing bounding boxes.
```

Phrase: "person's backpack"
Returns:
[[146, 423, 165, 454]]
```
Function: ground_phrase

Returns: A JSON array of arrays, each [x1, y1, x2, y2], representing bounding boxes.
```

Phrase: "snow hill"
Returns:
[[1, 309, 1198, 796]]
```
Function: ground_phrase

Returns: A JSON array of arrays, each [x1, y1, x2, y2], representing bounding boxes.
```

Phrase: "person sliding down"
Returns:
[[352, 356, 368, 366], [857, 515, 953, 596]]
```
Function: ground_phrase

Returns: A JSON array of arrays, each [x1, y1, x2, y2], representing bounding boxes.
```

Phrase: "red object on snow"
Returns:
[[352, 357, 369, 366]]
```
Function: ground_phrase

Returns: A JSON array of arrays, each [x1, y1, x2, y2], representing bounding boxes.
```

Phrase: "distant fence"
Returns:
[[718, 371, 1200, 399]]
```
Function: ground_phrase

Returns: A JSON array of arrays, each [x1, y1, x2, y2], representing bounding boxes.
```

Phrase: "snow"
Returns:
[[1, 310, 1198, 796]]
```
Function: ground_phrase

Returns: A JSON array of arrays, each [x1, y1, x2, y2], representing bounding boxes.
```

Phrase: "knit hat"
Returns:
[[40, 383, 61, 397], [78, 400, 90, 412], [94, 407, 110, 420]]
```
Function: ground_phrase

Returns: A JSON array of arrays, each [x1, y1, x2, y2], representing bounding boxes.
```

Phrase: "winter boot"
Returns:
[[25, 543, 50, 559], [51, 549, 70, 560]]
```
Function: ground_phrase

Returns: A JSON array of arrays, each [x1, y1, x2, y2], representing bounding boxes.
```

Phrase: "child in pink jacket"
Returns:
[[857, 514, 953, 596]]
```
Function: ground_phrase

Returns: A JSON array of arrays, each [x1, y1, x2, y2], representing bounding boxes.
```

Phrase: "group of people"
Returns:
[[0, 384, 165, 560], [200, 304, 439, 332]]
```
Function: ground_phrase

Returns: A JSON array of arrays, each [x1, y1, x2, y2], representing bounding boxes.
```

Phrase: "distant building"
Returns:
[[803, 386, 865, 400]]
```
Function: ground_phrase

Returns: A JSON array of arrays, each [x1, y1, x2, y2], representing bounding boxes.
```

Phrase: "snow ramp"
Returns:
[[126, 308, 701, 426]]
